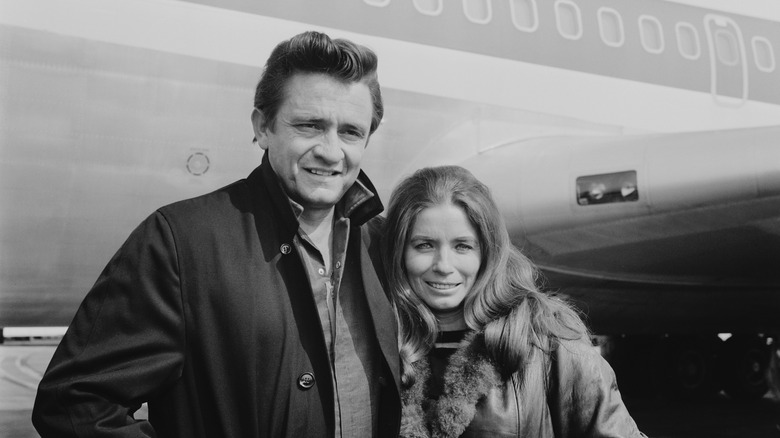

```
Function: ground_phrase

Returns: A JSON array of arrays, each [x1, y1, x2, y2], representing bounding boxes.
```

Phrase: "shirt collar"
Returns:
[[285, 178, 375, 222], [256, 153, 384, 228]]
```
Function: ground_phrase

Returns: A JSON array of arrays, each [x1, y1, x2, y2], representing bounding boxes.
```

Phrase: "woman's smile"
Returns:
[[404, 203, 482, 311]]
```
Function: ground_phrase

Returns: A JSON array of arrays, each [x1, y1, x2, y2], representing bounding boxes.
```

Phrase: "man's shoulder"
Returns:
[[150, 177, 268, 237], [160, 177, 255, 215], [364, 215, 385, 231], [360, 215, 385, 244]]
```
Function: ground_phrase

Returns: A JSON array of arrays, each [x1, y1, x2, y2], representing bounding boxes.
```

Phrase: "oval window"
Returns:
[[510, 0, 538, 32], [463, 0, 491, 24], [715, 29, 739, 66], [752, 37, 776, 72], [598, 8, 624, 47], [639, 15, 664, 54], [413, 0, 443, 16], [555, 0, 582, 40], [675, 22, 701, 60]]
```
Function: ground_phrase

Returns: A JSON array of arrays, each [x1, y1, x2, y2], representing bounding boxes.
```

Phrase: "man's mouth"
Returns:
[[307, 168, 340, 176]]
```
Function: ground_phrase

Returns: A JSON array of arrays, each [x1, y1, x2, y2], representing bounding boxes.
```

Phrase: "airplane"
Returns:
[[1, 0, 779, 401]]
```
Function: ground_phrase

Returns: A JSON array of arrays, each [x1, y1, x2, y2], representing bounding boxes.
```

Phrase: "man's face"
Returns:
[[253, 73, 373, 213]]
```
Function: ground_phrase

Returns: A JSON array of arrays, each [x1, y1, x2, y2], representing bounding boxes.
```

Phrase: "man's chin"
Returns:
[[299, 193, 344, 211]]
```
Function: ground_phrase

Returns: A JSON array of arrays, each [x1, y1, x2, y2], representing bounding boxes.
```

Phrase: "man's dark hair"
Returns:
[[254, 31, 383, 134]]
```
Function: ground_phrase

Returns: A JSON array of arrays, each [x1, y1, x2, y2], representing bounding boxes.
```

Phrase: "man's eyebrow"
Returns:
[[290, 114, 326, 123]]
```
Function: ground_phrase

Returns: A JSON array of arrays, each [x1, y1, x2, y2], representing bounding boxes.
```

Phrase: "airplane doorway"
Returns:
[[704, 14, 749, 106]]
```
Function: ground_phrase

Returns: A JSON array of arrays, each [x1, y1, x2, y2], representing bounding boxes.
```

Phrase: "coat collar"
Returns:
[[401, 331, 502, 438], [250, 154, 384, 238]]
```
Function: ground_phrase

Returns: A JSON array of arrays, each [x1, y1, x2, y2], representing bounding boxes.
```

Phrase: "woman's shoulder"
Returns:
[[554, 334, 598, 357], [506, 291, 589, 338], [548, 333, 616, 388]]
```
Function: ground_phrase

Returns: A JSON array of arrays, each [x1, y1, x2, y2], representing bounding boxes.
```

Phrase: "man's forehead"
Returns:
[[281, 74, 372, 122], [283, 73, 370, 99]]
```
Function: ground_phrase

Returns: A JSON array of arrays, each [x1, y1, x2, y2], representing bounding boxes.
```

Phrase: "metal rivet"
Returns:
[[280, 243, 291, 255], [298, 372, 315, 390]]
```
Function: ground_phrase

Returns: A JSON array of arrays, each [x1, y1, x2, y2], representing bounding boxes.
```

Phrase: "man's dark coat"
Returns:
[[32, 156, 401, 437]]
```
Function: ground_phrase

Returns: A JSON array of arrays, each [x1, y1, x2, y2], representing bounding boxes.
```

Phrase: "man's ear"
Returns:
[[251, 108, 270, 151]]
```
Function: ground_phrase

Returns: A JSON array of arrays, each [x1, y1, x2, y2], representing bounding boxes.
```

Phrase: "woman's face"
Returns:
[[404, 203, 482, 311]]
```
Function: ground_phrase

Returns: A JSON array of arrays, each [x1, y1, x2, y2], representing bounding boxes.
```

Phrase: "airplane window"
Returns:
[[576, 171, 638, 206], [555, 0, 583, 40], [715, 29, 739, 66], [752, 37, 776, 72], [413, 0, 443, 16], [675, 22, 701, 60], [598, 8, 624, 47], [639, 15, 664, 54], [363, 0, 391, 6], [463, 0, 492, 24], [510, 0, 538, 32]]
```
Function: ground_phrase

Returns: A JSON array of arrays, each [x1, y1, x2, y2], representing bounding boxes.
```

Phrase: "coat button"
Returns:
[[378, 376, 387, 386], [298, 372, 315, 390], [280, 243, 291, 255]]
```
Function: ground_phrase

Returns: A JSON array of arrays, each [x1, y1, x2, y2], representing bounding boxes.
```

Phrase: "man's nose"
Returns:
[[313, 130, 344, 163]]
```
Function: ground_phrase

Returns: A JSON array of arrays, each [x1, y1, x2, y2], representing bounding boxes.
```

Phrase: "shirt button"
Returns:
[[280, 243, 291, 255], [298, 372, 315, 390], [318, 268, 325, 276]]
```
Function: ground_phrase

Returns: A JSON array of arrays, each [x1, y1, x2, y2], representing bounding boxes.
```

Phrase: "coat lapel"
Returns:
[[401, 332, 502, 438], [359, 225, 401, 391]]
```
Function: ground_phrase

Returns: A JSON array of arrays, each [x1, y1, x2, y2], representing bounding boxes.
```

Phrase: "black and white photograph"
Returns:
[[1, 0, 779, 437]]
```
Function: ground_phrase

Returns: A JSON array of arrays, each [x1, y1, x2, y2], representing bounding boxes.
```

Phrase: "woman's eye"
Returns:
[[414, 242, 433, 250], [456, 243, 474, 252]]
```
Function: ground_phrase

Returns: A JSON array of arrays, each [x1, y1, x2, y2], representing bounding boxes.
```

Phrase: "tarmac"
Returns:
[[2, 344, 778, 438]]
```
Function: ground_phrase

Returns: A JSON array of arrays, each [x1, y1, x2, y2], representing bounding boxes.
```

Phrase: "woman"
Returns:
[[382, 165, 645, 438]]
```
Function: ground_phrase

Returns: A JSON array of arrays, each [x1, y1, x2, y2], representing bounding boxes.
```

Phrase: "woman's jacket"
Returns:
[[400, 331, 646, 438]]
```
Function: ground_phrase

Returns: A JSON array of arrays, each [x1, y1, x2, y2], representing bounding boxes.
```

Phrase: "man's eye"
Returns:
[[341, 129, 365, 140]]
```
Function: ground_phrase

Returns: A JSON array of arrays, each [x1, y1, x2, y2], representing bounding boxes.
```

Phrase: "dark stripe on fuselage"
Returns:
[[186, 0, 780, 105]]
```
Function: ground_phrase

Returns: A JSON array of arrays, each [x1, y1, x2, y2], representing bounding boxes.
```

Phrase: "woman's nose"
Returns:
[[432, 250, 454, 274]]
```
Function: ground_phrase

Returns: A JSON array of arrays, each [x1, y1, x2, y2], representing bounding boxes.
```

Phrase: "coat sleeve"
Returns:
[[32, 211, 186, 437], [548, 338, 647, 438]]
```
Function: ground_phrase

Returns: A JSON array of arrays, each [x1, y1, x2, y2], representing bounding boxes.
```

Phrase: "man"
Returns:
[[32, 31, 400, 437]]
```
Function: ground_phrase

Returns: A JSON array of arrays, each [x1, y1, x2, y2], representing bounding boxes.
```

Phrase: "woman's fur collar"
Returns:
[[400, 331, 502, 438]]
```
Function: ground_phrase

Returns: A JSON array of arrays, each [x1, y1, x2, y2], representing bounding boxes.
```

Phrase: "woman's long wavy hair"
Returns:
[[382, 166, 589, 392]]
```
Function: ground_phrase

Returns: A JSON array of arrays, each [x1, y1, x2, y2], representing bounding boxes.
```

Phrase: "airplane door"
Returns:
[[704, 14, 748, 107]]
